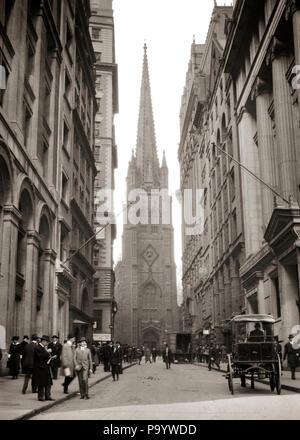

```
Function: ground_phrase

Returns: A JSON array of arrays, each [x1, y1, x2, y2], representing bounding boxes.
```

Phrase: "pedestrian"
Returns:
[[151, 347, 157, 363], [144, 347, 152, 364], [19, 335, 29, 373], [33, 335, 54, 401], [47, 335, 62, 380], [208, 344, 221, 370], [127, 346, 133, 363], [61, 334, 76, 394], [102, 342, 112, 372], [110, 341, 122, 381], [8, 336, 21, 379], [74, 337, 93, 399], [22, 334, 38, 394], [90, 342, 98, 374], [162, 343, 173, 369], [136, 347, 143, 365], [284, 334, 300, 380]]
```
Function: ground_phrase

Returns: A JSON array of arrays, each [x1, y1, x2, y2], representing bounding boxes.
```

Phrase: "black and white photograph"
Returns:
[[1, 0, 300, 428]]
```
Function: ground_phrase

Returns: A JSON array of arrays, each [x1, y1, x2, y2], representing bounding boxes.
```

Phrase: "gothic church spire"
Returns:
[[136, 44, 160, 185]]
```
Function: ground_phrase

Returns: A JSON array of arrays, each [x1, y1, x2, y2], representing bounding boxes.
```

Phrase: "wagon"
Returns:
[[226, 314, 281, 395]]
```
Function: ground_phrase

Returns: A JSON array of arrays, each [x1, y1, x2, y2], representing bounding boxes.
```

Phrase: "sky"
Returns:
[[112, 0, 233, 299]]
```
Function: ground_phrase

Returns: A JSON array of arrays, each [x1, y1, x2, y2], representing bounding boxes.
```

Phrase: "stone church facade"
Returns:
[[114, 45, 179, 348]]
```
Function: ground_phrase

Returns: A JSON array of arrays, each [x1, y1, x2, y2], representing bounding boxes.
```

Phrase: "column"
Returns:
[[252, 77, 278, 226], [286, 0, 300, 109], [217, 273, 225, 323], [278, 263, 299, 342], [43, 250, 56, 335], [0, 206, 21, 343], [268, 36, 297, 201], [23, 231, 40, 337], [237, 107, 263, 257], [230, 257, 242, 315], [223, 264, 232, 319]]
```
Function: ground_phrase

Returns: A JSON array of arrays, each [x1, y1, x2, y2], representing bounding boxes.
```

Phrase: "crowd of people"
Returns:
[[2, 335, 175, 401]]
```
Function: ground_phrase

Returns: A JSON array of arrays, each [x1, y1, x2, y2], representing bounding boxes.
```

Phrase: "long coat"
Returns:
[[8, 343, 20, 374], [47, 342, 62, 368], [284, 342, 300, 368], [33, 344, 53, 387], [110, 347, 122, 366], [61, 342, 75, 376], [22, 342, 38, 373]]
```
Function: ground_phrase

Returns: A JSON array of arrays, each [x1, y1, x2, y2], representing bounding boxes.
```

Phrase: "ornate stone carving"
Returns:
[[266, 36, 291, 65], [285, 0, 300, 21], [142, 244, 158, 267], [251, 77, 271, 101]]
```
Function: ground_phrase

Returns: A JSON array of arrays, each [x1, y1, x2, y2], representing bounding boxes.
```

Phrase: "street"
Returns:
[[31, 359, 299, 420]]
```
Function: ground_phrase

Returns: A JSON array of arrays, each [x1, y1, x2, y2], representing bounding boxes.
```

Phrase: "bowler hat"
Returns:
[[23, 335, 29, 339], [31, 334, 38, 340], [80, 337, 86, 342], [12, 336, 19, 341], [41, 335, 50, 342], [67, 334, 74, 340], [289, 334, 294, 339], [52, 335, 58, 339]]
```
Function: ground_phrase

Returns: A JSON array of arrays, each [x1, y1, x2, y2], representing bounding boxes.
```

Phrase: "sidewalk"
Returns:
[[0, 363, 136, 421], [194, 361, 300, 393]]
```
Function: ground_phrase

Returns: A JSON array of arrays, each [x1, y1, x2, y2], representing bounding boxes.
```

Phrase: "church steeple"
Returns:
[[136, 44, 160, 185]]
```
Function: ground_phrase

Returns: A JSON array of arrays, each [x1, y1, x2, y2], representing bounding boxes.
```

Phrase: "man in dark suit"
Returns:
[[249, 323, 264, 342], [22, 334, 38, 394], [110, 342, 122, 381], [47, 335, 62, 380], [19, 335, 29, 373], [162, 343, 173, 369], [102, 342, 112, 372], [33, 335, 54, 401], [284, 334, 300, 380]]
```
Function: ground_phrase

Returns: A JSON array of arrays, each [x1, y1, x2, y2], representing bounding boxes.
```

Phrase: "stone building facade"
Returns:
[[114, 46, 179, 348], [0, 0, 97, 370], [179, 0, 300, 347], [227, 0, 300, 342], [89, 0, 118, 342], [179, 4, 245, 348]]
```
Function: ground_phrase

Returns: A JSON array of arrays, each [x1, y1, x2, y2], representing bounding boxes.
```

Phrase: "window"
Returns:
[[231, 210, 237, 240], [66, 21, 72, 51], [61, 172, 68, 202], [229, 169, 235, 201], [95, 75, 102, 91], [91, 27, 101, 40], [63, 121, 70, 153], [65, 70, 71, 101], [94, 309, 103, 330], [42, 142, 48, 180], [25, 39, 35, 85], [23, 105, 32, 148], [0, 62, 9, 106], [272, 276, 281, 318], [95, 121, 101, 137], [96, 98, 101, 111], [95, 52, 102, 63]]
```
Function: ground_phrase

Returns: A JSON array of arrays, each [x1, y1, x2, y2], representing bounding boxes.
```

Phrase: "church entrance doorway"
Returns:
[[142, 329, 159, 350]]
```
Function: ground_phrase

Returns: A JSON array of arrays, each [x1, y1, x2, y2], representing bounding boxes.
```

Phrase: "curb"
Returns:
[[193, 362, 300, 394], [15, 363, 137, 421]]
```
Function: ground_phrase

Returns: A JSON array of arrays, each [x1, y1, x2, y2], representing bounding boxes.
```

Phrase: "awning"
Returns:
[[72, 319, 90, 325], [231, 314, 275, 324]]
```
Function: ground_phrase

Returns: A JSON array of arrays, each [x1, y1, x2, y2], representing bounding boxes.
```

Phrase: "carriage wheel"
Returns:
[[227, 355, 234, 395], [275, 355, 281, 395], [269, 372, 275, 392]]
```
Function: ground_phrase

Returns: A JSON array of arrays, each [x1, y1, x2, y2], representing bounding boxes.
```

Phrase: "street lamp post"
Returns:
[[110, 299, 118, 342]]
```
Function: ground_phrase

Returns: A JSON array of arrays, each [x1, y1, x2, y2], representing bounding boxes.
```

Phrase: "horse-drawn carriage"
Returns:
[[226, 314, 281, 395]]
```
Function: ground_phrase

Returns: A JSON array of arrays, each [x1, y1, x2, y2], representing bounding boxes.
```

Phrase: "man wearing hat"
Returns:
[[22, 334, 38, 394], [284, 334, 300, 380], [8, 336, 21, 379], [19, 336, 29, 373], [33, 335, 54, 401], [47, 335, 62, 380], [74, 337, 93, 399], [61, 334, 76, 394]]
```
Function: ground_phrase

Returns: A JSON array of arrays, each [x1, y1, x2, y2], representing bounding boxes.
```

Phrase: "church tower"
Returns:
[[114, 45, 179, 347]]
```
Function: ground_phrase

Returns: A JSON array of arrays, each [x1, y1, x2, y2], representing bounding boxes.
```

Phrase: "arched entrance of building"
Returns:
[[142, 328, 160, 350]]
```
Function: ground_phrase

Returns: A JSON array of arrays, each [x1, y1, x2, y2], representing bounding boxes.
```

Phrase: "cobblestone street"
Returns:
[[31, 359, 299, 420]]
